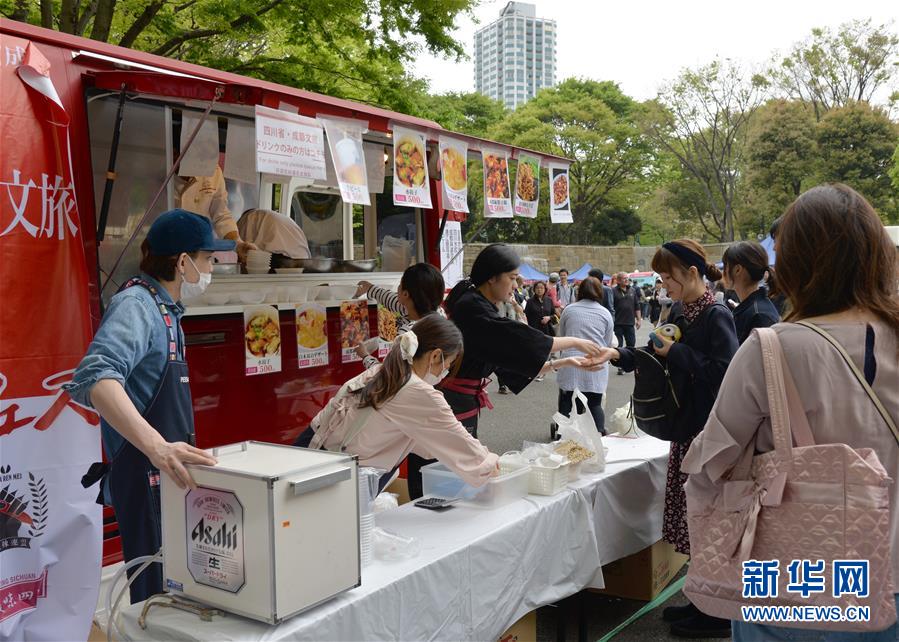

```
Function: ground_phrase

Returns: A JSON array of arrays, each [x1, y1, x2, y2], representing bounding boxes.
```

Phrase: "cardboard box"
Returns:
[[498, 610, 536, 642], [384, 477, 411, 505], [593, 540, 688, 601]]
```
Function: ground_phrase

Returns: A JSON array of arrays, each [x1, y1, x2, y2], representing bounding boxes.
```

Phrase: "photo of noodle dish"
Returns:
[[245, 309, 281, 358], [552, 172, 569, 207], [516, 157, 539, 203], [377, 306, 399, 342]]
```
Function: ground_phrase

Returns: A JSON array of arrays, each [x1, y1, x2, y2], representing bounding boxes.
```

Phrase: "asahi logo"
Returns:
[[190, 518, 238, 551]]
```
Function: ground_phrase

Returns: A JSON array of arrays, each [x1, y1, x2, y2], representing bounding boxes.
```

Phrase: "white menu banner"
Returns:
[[391, 125, 432, 208], [440, 220, 464, 289], [254, 105, 326, 179], [320, 116, 370, 205], [513, 153, 540, 218], [549, 162, 573, 224], [243, 305, 282, 376], [296, 303, 329, 369], [438, 136, 469, 213], [482, 149, 513, 218]]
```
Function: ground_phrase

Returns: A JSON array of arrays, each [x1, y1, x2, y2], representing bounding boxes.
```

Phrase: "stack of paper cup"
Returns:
[[360, 513, 374, 566], [246, 250, 272, 275]]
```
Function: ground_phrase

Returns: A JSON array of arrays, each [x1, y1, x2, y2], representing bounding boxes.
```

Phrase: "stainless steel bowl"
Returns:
[[299, 257, 337, 273], [336, 259, 377, 273], [212, 263, 240, 275]]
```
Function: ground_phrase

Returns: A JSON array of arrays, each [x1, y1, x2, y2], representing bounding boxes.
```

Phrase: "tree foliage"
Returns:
[[769, 19, 899, 121], [816, 102, 898, 221], [3, 0, 475, 112]]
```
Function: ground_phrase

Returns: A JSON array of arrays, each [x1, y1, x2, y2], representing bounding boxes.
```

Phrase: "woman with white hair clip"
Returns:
[[294, 315, 499, 492]]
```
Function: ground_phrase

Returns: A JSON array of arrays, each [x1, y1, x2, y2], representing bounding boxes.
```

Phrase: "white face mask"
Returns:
[[423, 353, 449, 386], [179, 255, 211, 300]]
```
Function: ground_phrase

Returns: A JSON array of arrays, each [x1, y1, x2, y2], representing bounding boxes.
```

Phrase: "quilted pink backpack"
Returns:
[[684, 325, 897, 632]]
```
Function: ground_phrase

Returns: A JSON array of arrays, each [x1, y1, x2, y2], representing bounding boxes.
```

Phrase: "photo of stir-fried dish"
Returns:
[[378, 306, 399, 342], [340, 300, 370, 349], [245, 312, 281, 358], [516, 158, 538, 202], [552, 173, 569, 207], [395, 138, 426, 188], [441, 146, 467, 191], [297, 306, 327, 350], [484, 154, 510, 199]]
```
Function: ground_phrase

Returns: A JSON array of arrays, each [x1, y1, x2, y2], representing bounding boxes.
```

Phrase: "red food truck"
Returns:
[[0, 18, 571, 572]]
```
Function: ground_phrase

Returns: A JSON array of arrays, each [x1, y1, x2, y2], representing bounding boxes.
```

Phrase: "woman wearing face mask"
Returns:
[[294, 315, 499, 492], [396, 244, 604, 498], [66, 210, 229, 603]]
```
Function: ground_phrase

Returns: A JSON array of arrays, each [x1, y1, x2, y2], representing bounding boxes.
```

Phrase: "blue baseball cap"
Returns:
[[146, 209, 236, 255]]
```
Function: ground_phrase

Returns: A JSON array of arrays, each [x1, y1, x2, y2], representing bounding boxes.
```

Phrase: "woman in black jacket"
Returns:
[[722, 241, 781, 344], [595, 239, 738, 639], [524, 281, 555, 336]]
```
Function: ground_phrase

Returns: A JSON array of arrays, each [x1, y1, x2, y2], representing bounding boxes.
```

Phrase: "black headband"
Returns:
[[662, 242, 707, 276]]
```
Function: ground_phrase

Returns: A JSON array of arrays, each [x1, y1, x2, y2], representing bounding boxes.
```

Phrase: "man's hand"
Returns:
[[636, 318, 642, 330], [575, 339, 603, 359], [594, 346, 620, 365], [235, 240, 258, 264], [568, 356, 605, 372], [541, 315, 550, 325], [355, 343, 372, 359], [147, 440, 217, 490], [355, 281, 374, 298]]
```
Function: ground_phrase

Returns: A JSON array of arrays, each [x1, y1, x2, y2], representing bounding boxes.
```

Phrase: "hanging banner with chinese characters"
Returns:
[[438, 136, 469, 213], [482, 149, 512, 218], [243, 306, 282, 376], [339, 300, 370, 364], [548, 162, 573, 224], [439, 220, 464, 289], [319, 116, 370, 206], [295, 303, 329, 369], [0, 37, 101, 642], [391, 126, 432, 208], [513, 154, 540, 218], [254, 106, 326, 180]]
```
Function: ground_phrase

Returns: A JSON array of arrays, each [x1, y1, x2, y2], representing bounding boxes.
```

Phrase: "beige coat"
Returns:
[[310, 367, 498, 487], [683, 318, 899, 588], [175, 166, 238, 238]]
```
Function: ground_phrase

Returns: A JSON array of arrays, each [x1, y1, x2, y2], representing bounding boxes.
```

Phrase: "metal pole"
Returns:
[[96, 85, 127, 243], [100, 86, 224, 296]]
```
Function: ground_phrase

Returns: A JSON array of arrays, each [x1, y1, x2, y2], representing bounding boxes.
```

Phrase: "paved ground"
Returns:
[[473, 324, 726, 641]]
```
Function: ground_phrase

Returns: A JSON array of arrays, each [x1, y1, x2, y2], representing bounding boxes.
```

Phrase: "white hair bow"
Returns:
[[397, 331, 418, 364]]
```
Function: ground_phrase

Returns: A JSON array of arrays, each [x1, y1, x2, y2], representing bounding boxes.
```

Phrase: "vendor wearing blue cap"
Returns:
[[67, 209, 234, 603]]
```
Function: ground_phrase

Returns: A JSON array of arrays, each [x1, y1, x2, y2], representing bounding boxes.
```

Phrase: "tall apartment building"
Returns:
[[473, 2, 557, 110]]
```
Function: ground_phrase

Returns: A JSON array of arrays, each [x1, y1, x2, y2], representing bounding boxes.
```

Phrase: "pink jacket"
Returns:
[[310, 367, 498, 487], [683, 319, 899, 588]]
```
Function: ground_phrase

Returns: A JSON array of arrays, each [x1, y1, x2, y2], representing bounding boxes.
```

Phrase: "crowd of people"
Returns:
[[68, 183, 898, 641]]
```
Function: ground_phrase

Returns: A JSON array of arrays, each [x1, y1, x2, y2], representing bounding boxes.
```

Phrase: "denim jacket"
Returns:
[[65, 274, 185, 459]]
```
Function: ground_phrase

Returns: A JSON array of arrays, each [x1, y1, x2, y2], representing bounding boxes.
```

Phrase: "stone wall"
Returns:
[[462, 243, 733, 277]]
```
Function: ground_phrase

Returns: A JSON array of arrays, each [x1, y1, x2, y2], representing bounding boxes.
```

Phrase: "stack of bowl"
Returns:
[[246, 250, 272, 275]]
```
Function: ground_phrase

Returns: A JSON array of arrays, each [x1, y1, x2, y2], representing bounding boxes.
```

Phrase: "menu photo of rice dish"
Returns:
[[340, 300, 371, 363], [244, 305, 282, 375]]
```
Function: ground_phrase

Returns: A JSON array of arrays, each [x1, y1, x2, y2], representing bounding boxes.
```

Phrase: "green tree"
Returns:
[[642, 59, 767, 242], [770, 20, 899, 121], [416, 92, 507, 137], [890, 144, 899, 193], [816, 102, 899, 222], [741, 99, 818, 233], [3, 0, 475, 112]]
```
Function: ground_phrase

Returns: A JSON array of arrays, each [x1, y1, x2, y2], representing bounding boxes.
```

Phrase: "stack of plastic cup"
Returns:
[[358, 468, 380, 567]]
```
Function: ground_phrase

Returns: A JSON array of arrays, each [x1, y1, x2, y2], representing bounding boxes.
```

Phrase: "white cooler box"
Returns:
[[161, 441, 360, 624]]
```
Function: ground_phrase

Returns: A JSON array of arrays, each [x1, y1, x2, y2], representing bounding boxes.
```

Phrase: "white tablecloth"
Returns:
[[117, 436, 669, 641]]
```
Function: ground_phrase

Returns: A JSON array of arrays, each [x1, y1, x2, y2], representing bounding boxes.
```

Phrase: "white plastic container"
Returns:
[[161, 442, 360, 624], [499, 461, 570, 496], [420, 462, 529, 508]]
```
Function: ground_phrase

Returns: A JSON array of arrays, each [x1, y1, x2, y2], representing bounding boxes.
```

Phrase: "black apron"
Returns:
[[82, 278, 194, 604]]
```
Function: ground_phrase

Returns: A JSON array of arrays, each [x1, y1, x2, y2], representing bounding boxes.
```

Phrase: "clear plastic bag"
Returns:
[[372, 492, 399, 513], [372, 527, 421, 562], [552, 389, 606, 473]]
